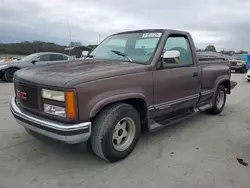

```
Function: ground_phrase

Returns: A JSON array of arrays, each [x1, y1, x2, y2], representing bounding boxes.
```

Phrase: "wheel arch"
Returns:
[[89, 93, 149, 124], [3, 66, 20, 73], [214, 76, 230, 94]]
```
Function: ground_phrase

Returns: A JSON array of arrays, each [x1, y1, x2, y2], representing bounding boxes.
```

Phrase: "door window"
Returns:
[[51, 54, 68, 61], [159, 36, 193, 69], [39, 54, 50, 61]]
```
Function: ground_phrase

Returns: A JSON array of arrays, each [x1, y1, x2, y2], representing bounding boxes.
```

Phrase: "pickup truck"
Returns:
[[10, 29, 236, 162]]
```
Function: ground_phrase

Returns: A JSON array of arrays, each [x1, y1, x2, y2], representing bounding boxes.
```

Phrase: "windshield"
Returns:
[[89, 32, 162, 64], [233, 54, 244, 61], [20, 53, 38, 62]]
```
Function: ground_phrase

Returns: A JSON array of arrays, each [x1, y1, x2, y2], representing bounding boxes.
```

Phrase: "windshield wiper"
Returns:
[[110, 50, 133, 62]]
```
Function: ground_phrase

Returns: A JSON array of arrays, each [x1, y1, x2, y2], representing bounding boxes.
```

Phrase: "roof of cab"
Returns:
[[112, 29, 190, 36]]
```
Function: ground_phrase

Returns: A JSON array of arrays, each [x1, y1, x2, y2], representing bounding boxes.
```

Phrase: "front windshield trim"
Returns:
[[89, 32, 163, 65]]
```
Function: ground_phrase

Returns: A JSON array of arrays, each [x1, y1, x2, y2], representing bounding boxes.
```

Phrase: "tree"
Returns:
[[69, 41, 82, 47], [205, 45, 216, 52], [87, 44, 98, 49], [0, 41, 66, 55]]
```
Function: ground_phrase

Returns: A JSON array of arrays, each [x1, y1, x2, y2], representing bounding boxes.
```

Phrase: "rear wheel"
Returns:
[[91, 103, 141, 162], [4, 68, 18, 82], [206, 85, 226, 115]]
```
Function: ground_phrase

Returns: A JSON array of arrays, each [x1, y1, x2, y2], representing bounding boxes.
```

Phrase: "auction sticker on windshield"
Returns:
[[142, 33, 162, 38]]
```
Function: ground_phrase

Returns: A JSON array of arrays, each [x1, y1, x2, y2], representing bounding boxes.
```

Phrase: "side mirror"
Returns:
[[163, 50, 180, 59], [31, 59, 38, 64], [82, 51, 89, 57], [162, 50, 180, 64]]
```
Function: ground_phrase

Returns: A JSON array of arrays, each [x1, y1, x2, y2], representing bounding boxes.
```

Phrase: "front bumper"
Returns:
[[231, 65, 244, 71], [0, 69, 4, 78], [10, 97, 91, 144]]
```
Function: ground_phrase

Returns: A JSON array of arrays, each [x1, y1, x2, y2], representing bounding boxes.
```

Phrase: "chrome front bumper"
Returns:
[[10, 97, 91, 144]]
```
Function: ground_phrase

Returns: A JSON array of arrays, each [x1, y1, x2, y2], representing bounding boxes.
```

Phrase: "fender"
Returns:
[[213, 75, 230, 92], [211, 75, 230, 103], [89, 92, 148, 119]]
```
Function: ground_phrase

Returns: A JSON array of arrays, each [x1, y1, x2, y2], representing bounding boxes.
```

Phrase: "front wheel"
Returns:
[[4, 68, 18, 82], [206, 85, 226, 115], [91, 103, 141, 162]]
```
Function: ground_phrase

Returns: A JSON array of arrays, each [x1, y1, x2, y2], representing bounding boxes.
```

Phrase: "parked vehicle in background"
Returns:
[[0, 52, 72, 82], [0, 57, 22, 62], [64, 45, 93, 59], [233, 54, 250, 71], [229, 59, 247, 73], [246, 69, 250, 81], [10, 29, 236, 162]]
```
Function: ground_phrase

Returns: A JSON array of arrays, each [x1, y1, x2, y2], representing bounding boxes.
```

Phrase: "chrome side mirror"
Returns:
[[163, 50, 180, 59]]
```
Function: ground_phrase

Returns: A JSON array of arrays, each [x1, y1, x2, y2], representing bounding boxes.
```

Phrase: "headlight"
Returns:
[[41, 89, 65, 102], [44, 104, 66, 117], [41, 89, 76, 119], [0, 65, 7, 69], [236, 62, 244, 66]]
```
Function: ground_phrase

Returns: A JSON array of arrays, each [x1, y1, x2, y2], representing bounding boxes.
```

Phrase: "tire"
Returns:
[[91, 103, 141, 162], [206, 85, 226, 115], [4, 68, 18, 82]]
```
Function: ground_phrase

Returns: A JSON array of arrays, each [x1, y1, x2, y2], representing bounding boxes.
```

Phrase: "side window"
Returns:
[[39, 54, 50, 61], [159, 36, 193, 69], [51, 54, 65, 61]]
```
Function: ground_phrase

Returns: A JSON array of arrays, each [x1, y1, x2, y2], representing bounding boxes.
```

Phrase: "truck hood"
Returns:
[[14, 59, 149, 88]]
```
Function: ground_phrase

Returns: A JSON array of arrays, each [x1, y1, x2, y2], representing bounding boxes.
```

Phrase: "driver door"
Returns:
[[153, 35, 199, 117]]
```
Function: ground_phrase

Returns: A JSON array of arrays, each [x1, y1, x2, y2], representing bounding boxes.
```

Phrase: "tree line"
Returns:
[[0, 41, 248, 56], [0, 41, 98, 56], [197, 45, 248, 56]]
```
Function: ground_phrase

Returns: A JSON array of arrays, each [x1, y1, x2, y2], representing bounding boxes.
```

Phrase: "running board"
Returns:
[[197, 103, 213, 111], [148, 108, 199, 132]]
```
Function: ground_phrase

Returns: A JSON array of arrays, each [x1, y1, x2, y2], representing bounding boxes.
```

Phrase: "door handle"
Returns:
[[193, 72, 198, 78]]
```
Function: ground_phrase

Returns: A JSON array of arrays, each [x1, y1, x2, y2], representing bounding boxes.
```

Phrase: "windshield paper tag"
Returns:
[[142, 33, 162, 38]]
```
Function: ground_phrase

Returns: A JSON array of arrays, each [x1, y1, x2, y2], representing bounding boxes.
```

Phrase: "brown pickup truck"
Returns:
[[10, 29, 236, 162]]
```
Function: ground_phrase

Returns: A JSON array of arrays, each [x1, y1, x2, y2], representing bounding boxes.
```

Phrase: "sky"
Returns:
[[1, 0, 250, 51]]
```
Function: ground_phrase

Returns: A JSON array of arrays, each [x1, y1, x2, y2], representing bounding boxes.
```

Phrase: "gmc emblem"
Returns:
[[17, 90, 27, 100]]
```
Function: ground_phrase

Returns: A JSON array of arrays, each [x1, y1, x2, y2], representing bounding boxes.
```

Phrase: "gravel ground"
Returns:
[[0, 73, 250, 188]]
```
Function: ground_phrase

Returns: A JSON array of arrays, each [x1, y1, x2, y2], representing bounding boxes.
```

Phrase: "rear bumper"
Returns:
[[10, 97, 91, 144]]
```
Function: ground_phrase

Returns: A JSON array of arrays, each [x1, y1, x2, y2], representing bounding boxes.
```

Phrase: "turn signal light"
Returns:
[[65, 91, 76, 119]]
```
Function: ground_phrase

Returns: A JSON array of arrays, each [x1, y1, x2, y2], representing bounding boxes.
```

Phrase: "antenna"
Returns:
[[67, 17, 72, 45]]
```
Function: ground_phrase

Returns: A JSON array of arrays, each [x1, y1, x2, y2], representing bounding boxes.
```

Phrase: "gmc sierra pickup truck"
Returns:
[[10, 29, 237, 162]]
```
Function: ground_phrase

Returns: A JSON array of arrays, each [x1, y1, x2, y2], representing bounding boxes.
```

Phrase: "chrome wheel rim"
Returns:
[[112, 117, 136, 152], [216, 90, 225, 109]]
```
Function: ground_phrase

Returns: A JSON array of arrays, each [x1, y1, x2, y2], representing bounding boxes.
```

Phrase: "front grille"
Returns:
[[231, 62, 237, 66], [14, 79, 39, 111]]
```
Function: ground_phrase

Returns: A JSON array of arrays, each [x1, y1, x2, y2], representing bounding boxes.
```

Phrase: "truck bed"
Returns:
[[198, 59, 231, 90]]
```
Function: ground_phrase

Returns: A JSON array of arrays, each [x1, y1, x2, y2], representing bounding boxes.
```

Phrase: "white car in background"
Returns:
[[246, 69, 250, 81]]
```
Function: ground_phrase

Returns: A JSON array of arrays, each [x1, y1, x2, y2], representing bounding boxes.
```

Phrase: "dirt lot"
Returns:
[[0, 74, 250, 188]]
